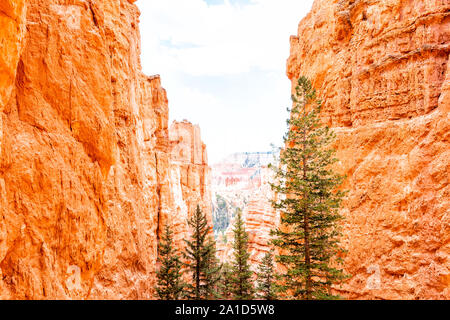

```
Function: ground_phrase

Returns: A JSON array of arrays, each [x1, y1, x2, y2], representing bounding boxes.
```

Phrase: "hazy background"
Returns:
[[136, 0, 314, 163]]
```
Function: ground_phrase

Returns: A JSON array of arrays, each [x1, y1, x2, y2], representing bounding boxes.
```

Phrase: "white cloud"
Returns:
[[136, 0, 314, 162], [138, 0, 313, 76]]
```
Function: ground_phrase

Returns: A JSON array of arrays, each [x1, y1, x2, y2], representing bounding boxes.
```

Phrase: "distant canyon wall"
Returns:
[[288, 0, 449, 299], [213, 153, 279, 267], [0, 0, 211, 299], [169, 121, 212, 250]]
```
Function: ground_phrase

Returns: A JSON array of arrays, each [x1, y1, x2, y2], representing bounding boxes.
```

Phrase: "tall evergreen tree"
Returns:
[[155, 225, 185, 300], [203, 239, 222, 299], [183, 205, 218, 300], [270, 76, 347, 300], [229, 208, 254, 300], [219, 262, 233, 300], [256, 249, 278, 300]]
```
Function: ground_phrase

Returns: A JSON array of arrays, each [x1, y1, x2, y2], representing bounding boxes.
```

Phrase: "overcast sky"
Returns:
[[136, 0, 314, 163]]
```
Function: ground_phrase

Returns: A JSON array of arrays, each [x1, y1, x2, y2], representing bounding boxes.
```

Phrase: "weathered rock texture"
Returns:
[[288, 0, 449, 299], [0, 0, 27, 158], [216, 193, 278, 270], [238, 171, 279, 268], [212, 154, 278, 268], [169, 120, 212, 250], [0, 0, 26, 110], [0, 0, 211, 300]]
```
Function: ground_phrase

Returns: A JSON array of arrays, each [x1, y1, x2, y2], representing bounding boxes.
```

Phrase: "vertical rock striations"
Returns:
[[288, 0, 449, 299], [168, 120, 213, 250], [212, 154, 278, 268], [0, 0, 26, 111], [0, 0, 26, 173], [0, 0, 211, 300], [240, 167, 279, 267]]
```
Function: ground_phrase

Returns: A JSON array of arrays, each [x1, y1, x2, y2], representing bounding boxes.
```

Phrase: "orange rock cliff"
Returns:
[[287, 0, 449, 299], [0, 0, 211, 299], [169, 120, 212, 249]]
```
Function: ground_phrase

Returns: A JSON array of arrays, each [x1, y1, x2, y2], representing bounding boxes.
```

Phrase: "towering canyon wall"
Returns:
[[288, 0, 449, 299], [0, 0, 211, 300]]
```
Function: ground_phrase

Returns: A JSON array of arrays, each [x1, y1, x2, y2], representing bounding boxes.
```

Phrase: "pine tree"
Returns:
[[219, 263, 233, 300], [229, 208, 254, 300], [203, 239, 222, 300], [155, 225, 185, 300], [256, 250, 278, 300], [270, 76, 347, 300], [183, 205, 218, 300]]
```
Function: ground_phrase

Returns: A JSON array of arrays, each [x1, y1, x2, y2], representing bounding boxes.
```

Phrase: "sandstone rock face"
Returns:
[[216, 187, 278, 269], [168, 120, 212, 250], [0, 0, 211, 300], [0, 0, 26, 111], [0, 0, 26, 160], [212, 152, 275, 215], [240, 168, 279, 267], [288, 0, 449, 299], [212, 153, 278, 268]]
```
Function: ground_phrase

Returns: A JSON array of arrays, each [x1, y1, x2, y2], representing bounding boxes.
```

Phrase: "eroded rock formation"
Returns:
[[168, 120, 212, 250], [216, 192, 278, 270], [288, 0, 449, 299], [212, 153, 278, 268], [0, 0, 211, 300], [0, 0, 26, 156]]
